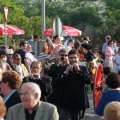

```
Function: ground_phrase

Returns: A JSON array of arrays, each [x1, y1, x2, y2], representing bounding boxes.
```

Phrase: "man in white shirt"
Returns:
[[26, 44, 37, 64]]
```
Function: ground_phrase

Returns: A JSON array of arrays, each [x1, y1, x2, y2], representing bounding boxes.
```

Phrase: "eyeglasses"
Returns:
[[19, 92, 34, 96], [16, 58, 21, 60], [94, 49, 98, 50], [69, 57, 77, 59], [110, 43, 113, 44], [9, 54, 13, 55], [0, 81, 2, 84], [32, 67, 40, 69], [60, 54, 68, 57]]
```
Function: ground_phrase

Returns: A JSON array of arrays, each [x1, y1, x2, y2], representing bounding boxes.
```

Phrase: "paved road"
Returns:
[[81, 93, 104, 120]]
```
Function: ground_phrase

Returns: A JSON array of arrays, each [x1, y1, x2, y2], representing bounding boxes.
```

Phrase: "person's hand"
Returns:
[[27, 74, 33, 78], [32, 73, 40, 79], [66, 65, 73, 74], [46, 36, 50, 40], [57, 60, 63, 66], [73, 63, 80, 71]]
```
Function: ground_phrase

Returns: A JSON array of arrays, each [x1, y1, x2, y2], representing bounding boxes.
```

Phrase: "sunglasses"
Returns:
[[16, 58, 21, 60], [110, 43, 113, 44], [94, 49, 98, 50], [0, 81, 2, 84], [60, 54, 68, 57]]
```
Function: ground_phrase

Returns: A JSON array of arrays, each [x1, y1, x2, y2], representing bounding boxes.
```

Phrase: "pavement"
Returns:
[[81, 92, 104, 120]]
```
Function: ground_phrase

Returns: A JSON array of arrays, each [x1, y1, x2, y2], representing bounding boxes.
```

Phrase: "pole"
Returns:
[[42, 0, 46, 40], [4, 22, 7, 46]]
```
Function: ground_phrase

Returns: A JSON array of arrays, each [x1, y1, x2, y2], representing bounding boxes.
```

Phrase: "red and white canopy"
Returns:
[[0, 24, 25, 35], [44, 25, 82, 36]]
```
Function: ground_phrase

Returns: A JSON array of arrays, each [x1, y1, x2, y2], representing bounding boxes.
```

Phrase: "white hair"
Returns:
[[21, 82, 41, 100]]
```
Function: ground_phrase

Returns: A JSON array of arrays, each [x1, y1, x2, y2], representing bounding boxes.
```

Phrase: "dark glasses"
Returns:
[[0, 81, 2, 84], [110, 43, 113, 44], [16, 58, 21, 60], [60, 54, 68, 57]]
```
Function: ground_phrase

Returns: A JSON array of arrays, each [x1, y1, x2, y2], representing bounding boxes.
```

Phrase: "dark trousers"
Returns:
[[60, 108, 84, 120]]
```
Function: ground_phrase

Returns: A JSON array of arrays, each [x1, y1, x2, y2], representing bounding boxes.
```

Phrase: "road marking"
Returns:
[[84, 113, 104, 119]]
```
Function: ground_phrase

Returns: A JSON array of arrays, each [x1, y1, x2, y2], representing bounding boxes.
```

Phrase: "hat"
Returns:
[[84, 36, 91, 41], [64, 37, 74, 47], [81, 44, 92, 50], [7, 49, 14, 54], [67, 37, 74, 42]]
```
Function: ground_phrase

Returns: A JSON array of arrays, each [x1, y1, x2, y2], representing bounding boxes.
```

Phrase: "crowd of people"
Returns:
[[0, 34, 120, 120]]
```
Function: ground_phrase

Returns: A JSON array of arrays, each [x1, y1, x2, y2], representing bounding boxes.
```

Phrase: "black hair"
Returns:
[[74, 40, 81, 49], [107, 40, 113, 45], [103, 67, 112, 76], [68, 49, 77, 57], [19, 41, 27, 47], [0, 49, 7, 56], [105, 72, 120, 89], [33, 35, 38, 39], [53, 35, 58, 42]]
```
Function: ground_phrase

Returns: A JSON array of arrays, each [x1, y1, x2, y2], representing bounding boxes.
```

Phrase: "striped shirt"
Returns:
[[38, 52, 51, 61]]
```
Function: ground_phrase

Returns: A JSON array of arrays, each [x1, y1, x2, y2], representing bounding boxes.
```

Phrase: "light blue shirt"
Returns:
[[4, 90, 16, 103], [102, 42, 108, 53]]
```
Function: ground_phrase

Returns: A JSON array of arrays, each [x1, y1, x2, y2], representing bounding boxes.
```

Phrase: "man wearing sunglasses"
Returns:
[[12, 53, 29, 80], [47, 48, 69, 110], [55, 49, 91, 120]]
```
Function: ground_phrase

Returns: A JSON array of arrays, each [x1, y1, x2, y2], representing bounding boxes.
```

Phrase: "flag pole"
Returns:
[[3, 7, 8, 46]]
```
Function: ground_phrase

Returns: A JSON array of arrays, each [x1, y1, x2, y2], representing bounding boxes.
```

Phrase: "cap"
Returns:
[[81, 44, 92, 50], [7, 49, 14, 54]]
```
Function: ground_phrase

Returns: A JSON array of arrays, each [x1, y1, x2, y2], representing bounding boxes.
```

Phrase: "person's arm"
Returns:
[[46, 36, 55, 49], [81, 66, 91, 84], [102, 43, 105, 53], [95, 93, 107, 116], [24, 58, 31, 73], [6, 108, 14, 120], [47, 64, 61, 78], [54, 66, 69, 85], [50, 106, 59, 120]]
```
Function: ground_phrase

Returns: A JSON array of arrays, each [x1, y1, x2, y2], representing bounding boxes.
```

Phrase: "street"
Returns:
[[81, 93, 104, 120]]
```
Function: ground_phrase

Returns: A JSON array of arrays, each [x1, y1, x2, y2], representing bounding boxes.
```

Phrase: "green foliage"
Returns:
[[0, 0, 120, 48]]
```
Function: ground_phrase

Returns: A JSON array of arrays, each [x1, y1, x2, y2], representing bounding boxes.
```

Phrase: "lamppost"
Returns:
[[42, 0, 45, 40], [3, 7, 8, 46]]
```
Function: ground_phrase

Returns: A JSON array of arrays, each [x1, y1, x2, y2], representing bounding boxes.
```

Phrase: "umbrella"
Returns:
[[0, 24, 25, 35], [44, 25, 82, 36]]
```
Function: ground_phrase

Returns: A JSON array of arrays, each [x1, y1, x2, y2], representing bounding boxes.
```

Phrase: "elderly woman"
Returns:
[[95, 72, 120, 116], [0, 96, 6, 120]]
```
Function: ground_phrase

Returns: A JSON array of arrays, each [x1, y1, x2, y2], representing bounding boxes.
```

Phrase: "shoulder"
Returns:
[[79, 65, 87, 70], [40, 101, 57, 110], [102, 90, 117, 97], [9, 103, 23, 111]]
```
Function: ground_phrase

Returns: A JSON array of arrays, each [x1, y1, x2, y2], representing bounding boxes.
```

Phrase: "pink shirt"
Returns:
[[105, 46, 113, 61]]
